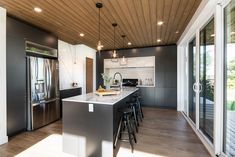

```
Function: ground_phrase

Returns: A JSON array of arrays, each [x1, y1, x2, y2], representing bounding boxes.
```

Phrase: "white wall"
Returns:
[[0, 7, 8, 145], [58, 40, 96, 94]]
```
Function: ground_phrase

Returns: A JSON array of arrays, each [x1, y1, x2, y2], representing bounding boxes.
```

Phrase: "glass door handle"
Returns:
[[193, 83, 197, 92], [193, 83, 201, 93], [199, 84, 202, 92]]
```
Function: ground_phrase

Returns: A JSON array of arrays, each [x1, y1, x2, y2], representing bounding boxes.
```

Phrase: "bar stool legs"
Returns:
[[138, 96, 144, 118], [114, 108, 137, 153], [129, 103, 139, 132], [114, 116, 123, 148], [134, 95, 144, 119], [126, 114, 136, 153], [137, 100, 143, 121]]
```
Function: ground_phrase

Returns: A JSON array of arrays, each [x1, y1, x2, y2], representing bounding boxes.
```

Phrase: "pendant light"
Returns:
[[96, 3, 103, 52], [120, 35, 128, 65], [111, 23, 118, 62]]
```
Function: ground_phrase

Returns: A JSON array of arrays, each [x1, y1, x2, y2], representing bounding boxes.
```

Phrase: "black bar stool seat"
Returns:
[[133, 95, 144, 119], [126, 100, 139, 130], [121, 108, 133, 114]]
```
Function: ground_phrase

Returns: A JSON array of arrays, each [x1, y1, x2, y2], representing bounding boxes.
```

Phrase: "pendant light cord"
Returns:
[[123, 36, 124, 57], [98, 8, 101, 42], [122, 35, 126, 57], [122, 36, 125, 48], [113, 26, 116, 50]]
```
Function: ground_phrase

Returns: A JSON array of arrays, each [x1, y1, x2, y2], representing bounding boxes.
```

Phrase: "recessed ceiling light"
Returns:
[[175, 31, 179, 34], [157, 21, 164, 26], [157, 39, 161, 42], [34, 7, 42, 13], [79, 33, 85, 37], [211, 34, 215, 37], [127, 42, 132, 45], [231, 32, 235, 35]]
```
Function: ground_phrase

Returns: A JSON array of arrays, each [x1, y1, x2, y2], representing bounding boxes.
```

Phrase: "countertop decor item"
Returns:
[[101, 73, 112, 90], [72, 82, 78, 87], [97, 85, 105, 92], [94, 90, 120, 96]]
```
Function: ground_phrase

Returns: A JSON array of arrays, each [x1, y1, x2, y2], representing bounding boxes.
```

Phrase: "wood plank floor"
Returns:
[[0, 108, 210, 157], [117, 108, 210, 157]]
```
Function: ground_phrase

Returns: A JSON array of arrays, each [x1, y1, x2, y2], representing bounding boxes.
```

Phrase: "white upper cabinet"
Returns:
[[104, 56, 155, 69]]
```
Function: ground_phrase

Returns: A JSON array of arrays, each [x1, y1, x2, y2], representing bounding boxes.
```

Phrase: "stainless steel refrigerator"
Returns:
[[26, 56, 60, 130]]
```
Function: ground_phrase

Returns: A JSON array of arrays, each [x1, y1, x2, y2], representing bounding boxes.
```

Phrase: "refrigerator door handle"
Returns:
[[32, 98, 58, 107], [45, 59, 49, 99], [48, 60, 52, 99], [35, 58, 39, 102], [26, 57, 33, 130]]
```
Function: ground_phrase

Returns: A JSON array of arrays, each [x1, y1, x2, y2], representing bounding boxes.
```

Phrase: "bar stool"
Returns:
[[114, 108, 137, 152], [126, 101, 139, 131], [133, 95, 144, 119]]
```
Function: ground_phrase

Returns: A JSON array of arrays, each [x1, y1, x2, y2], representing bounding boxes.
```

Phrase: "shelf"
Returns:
[[104, 56, 155, 69], [26, 50, 57, 58], [137, 85, 155, 88], [25, 41, 58, 58], [104, 66, 154, 69]]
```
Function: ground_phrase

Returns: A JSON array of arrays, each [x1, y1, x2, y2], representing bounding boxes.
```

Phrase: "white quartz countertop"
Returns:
[[62, 87, 139, 105]]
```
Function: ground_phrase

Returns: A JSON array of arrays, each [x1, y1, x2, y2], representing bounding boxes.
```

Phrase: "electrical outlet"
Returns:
[[89, 104, 94, 112]]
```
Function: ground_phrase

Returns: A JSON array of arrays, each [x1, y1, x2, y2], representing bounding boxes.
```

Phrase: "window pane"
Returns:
[[188, 37, 196, 123], [199, 18, 215, 143], [224, 1, 235, 156]]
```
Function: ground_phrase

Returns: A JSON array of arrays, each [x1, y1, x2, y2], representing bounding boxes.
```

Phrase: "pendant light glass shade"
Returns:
[[97, 40, 103, 51], [111, 23, 118, 62], [120, 56, 127, 65], [96, 3, 103, 52], [119, 35, 128, 65], [113, 50, 117, 58]]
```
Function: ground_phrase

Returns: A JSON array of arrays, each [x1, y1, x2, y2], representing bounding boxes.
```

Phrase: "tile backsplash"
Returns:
[[104, 56, 155, 86]]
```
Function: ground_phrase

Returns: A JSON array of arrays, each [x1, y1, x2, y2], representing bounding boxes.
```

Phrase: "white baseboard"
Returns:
[[0, 135, 8, 145]]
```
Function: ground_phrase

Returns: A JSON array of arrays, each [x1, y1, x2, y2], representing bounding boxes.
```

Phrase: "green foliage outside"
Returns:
[[204, 80, 214, 102], [227, 59, 235, 111], [227, 101, 235, 111]]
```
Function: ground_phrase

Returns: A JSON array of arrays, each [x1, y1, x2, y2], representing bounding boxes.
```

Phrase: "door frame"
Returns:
[[187, 35, 198, 127], [86, 57, 93, 94], [177, 0, 234, 156], [219, 0, 233, 156], [178, 2, 217, 156]]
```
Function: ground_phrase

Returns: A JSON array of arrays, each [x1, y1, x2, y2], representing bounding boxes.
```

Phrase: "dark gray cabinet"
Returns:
[[96, 45, 177, 109], [139, 87, 155, 106], [7, 35, 26, 136], [6, 16, 58, 136]]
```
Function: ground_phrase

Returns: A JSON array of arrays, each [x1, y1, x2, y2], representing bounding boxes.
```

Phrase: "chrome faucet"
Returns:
[[113, 72, 123, 89]]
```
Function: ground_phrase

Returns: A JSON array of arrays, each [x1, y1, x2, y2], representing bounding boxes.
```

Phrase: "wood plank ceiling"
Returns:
[[0, 0, 202, 50]]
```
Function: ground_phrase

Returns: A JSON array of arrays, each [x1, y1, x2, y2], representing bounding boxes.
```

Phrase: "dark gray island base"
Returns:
[[62, 88, 139, 157]]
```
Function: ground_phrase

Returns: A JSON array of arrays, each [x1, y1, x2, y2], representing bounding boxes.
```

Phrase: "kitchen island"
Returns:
[[62, 87, 139, 157]]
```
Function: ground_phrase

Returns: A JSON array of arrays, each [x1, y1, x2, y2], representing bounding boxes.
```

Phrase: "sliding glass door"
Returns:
[[187, 18, 215, 143], [224, 1, 235, 156], [188, 37, 196, 123], [199, 18, 215, 143]]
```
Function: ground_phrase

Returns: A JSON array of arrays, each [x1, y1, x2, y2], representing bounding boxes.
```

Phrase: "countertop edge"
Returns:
[[62, 88, 139, 105]]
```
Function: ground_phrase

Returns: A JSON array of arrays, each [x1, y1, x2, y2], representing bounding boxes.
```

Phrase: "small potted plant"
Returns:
[[101, 73, 112, 90]]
